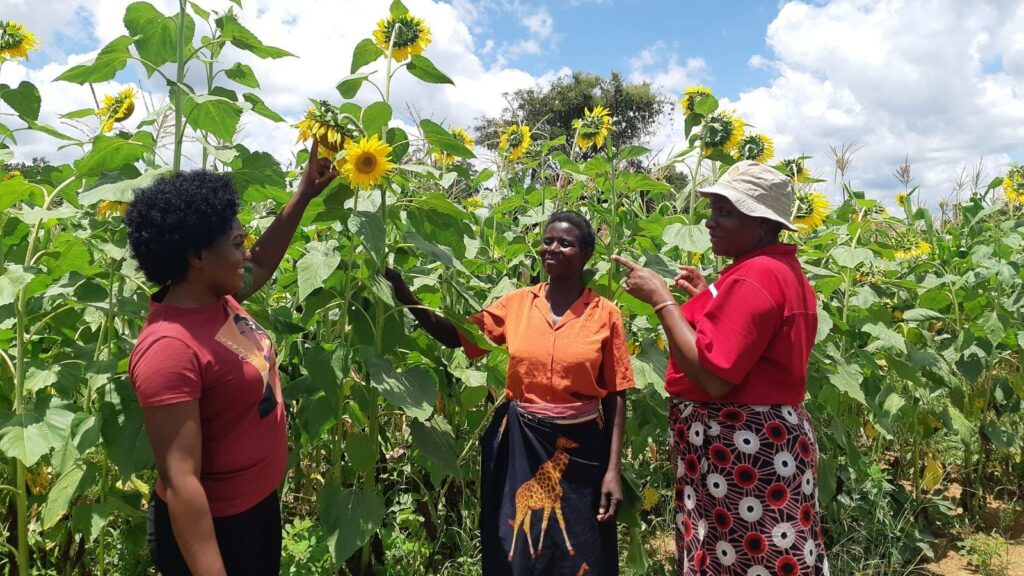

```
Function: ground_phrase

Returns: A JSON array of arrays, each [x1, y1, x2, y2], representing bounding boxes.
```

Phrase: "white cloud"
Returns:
[[521, 8, 554, 39], [729, 0, 1024, 205]]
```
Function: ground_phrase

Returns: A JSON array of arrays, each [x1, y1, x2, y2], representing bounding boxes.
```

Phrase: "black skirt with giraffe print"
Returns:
[[480, 400, 617, 575]]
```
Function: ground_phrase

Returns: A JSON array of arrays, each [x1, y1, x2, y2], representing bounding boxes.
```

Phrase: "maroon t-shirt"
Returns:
[[129, 294, 287, 517], [665, 243, 818, 405]]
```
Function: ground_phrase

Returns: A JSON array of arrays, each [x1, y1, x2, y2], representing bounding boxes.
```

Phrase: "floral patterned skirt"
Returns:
[[669, 398, 830, 576]]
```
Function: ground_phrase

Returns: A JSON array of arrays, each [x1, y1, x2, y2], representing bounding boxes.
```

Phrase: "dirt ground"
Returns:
[[924, 542, 1024, 575]]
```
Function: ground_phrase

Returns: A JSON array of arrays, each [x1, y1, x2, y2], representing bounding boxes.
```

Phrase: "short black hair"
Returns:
[[546, 210, 596, 254], [125, 170, 240, 285]]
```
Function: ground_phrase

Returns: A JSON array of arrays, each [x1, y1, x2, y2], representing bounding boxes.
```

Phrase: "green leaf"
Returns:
[[982, 422, 1018, 451], [618, 145, 650, 161], [0, 81, 41, 121], [345, 431, 378, 472], [9, 205, 79, 224], [361, 101, 392, 136], [55, 36, 133, 84], [123, 2, 195, 73], [318, 486, 386, 563], [976, 311, 1006, 346], [693, 94, 718, 115], [406, 55, 454, 85], [351, 38, 383, 73], [0, 176, 35, 211], [62, 107, 99, 120], [296, 240, 341, 300], [229, 147, 285, 201], [216, 13, 294, 59], [74, 133, 154, 177], [351, 211, 386, 269], [189, 1, 210, 21], [99, 379, 153, 478], [242, 92, 286, 123], [419, 119, 474, 159], [387, 126, 409, 163], [862, 323, 907, 354], [25, 367, 59, 395], [359, 348, 436, 421], [901, 308, 944, 322], [831, 360, 867, 406], [662, 223, 711, 253], [337, 73, 372, 99], [0, 411, 51, 467], [224, 62, 260, 88], [389, 0, 410, 17], [25, 118, 76, 141], [833, 246, 874, 268], [409, 418, 461, 479], [0, 265, 33, 307], [79, 166, 170, 206], [941, 405, 973, 441], [43, 464, 90, 529], [179, 91, 247, 142]]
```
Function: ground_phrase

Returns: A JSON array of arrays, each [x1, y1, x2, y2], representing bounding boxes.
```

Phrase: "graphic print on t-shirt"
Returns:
[[214, 312, 282, 418]]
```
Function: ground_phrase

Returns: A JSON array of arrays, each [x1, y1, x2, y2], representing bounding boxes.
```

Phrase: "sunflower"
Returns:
[[1003, 164, 1023, 205], [296, 100, 353, 160], [732, 133, 774, 163], [699, 110, 744, 154], [373, 14, 432, 62], [433, 127, 475, 166], [777, 157, 809, 181], [97, 87, 137, 134], [852, 202, 889, 221], [0, 21, 39, 61], [462, 196, 484, 212], [679, 85, 714, 115], [244, 232, 258, 249], [571, 105, 613, 151], [3, 170, 21, 180], [895, 192, 908, 206], [894, 239, 932, 260], [342, 134, 393, 189], [791, 191, 830, 235], [499, 125, 532, 162], [96, 200, 129, 220]]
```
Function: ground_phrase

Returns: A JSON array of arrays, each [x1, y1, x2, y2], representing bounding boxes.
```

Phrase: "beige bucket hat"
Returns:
[[698, 160, 798, 231]]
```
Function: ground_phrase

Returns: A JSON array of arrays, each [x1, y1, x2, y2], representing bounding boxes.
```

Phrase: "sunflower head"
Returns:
[[97, 87, 137, 134], [791, 191, 830, 235], [679, 85, 714, 115], [893, 233, 932, 260], [373, 14, 432, 62], [342, 134, 394, 189], [3, 170, 21, 180], [96, 200, 129, 220], [499, 125, 532, 162], [733, 133, 774, 163], [433, 127, 475, 166], [852, 201, 889, 222], [700, 110, 744, 153], [296, 100, 355, 160], [777, 157, 809, 181], [1003, 163, 1023, 205], [462, 196, 484, 212], [0, 21, 39, 61], [243, 232, 257, 249], [571, 105, 613, 151]]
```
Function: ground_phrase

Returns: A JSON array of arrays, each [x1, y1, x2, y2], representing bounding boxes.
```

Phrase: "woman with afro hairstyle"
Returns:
[[125, 143, 337, 575]]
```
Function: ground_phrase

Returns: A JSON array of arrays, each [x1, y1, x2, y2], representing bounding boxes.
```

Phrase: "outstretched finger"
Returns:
[[611, 254, 640, 271], [307, 140, 319, 167], [675, 278, 700, 297]]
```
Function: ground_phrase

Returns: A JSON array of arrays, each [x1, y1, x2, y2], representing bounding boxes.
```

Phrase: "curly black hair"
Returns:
[[546, 210, 596, 255], [125, 170, 240, 285]]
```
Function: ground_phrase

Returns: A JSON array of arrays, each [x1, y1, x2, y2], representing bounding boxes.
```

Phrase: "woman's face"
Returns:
[[705, 195, 770, 258], [199, 218, 251, 296], [539, 221, 591, 280]]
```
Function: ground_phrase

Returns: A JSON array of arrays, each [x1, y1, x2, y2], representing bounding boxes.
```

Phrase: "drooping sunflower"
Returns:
[[96, 200, 129, 220], [699, 110, 744, 154], [777, 157, 809, 181], [0, 21, 39, 61], [97, 87, 137, 134], [894, 238, 932, 260], [791, 191, 830, 235], [342, 134, 394, 189], [571, 105, 613, 151], [296, 100, 354, 160], [1003, 164, 1023, 205], [433, 127, 475, 167], [732, 133, 775, 163], [679, 85, 714, 115], [499, 125, 532, 162], [373, 14, 432, 62]]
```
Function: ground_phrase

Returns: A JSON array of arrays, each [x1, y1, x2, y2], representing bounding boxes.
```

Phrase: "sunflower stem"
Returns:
[[172, 0, 187, 173]]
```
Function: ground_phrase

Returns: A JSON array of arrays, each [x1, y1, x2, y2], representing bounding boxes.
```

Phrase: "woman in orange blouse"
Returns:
[[386, 211, 634, 575]]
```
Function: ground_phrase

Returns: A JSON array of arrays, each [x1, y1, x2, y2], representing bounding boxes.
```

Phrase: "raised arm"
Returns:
[[236, 141, 338, 302], [612, 255, 733, 398], [383, 268, 461, 348]]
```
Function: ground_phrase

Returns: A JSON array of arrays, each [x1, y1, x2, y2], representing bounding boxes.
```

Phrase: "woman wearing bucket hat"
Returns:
[[613, 161, 830, 575]]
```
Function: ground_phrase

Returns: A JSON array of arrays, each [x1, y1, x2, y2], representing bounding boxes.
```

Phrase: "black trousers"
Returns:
[[147, 490, 282, 575]]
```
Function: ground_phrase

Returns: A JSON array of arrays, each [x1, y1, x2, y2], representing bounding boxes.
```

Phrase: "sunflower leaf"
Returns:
[[420, 119, 474, 159], [361, 102, 392, 136], [224, 62, 260, 89], [215, 13, 294, 60], [386, 127, 410, 163], [242, 92, 285, 123], [694, 94, 718, 115], [337, 73, 371, 99], [389, 0, 410, 18], [406, 55, 454, 85], [351, 39, 383, 74], [296, 241, 341, 301], [124, 2, 196, 74], [74, 133, 154, 178], [0, 81, 41, 122], [55, 36, 133, 84], [318, 486, 386, 563], [177, 91, 247, 142]]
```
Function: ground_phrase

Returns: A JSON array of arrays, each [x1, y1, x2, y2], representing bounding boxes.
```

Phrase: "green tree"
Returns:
[[474, 71, 666, 152]]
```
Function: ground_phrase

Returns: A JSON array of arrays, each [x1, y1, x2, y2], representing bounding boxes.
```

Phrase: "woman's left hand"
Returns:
[[597, 470, 623, 522], [612, 255, 674, 306], [297, 141, 339, 199]]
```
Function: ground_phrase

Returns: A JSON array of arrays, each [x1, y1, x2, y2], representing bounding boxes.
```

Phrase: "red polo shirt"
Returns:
[[665, 243, 817, 405]]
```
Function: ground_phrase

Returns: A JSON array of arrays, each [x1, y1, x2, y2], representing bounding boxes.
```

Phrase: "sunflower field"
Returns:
[[1, 2, 1022, 575]]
